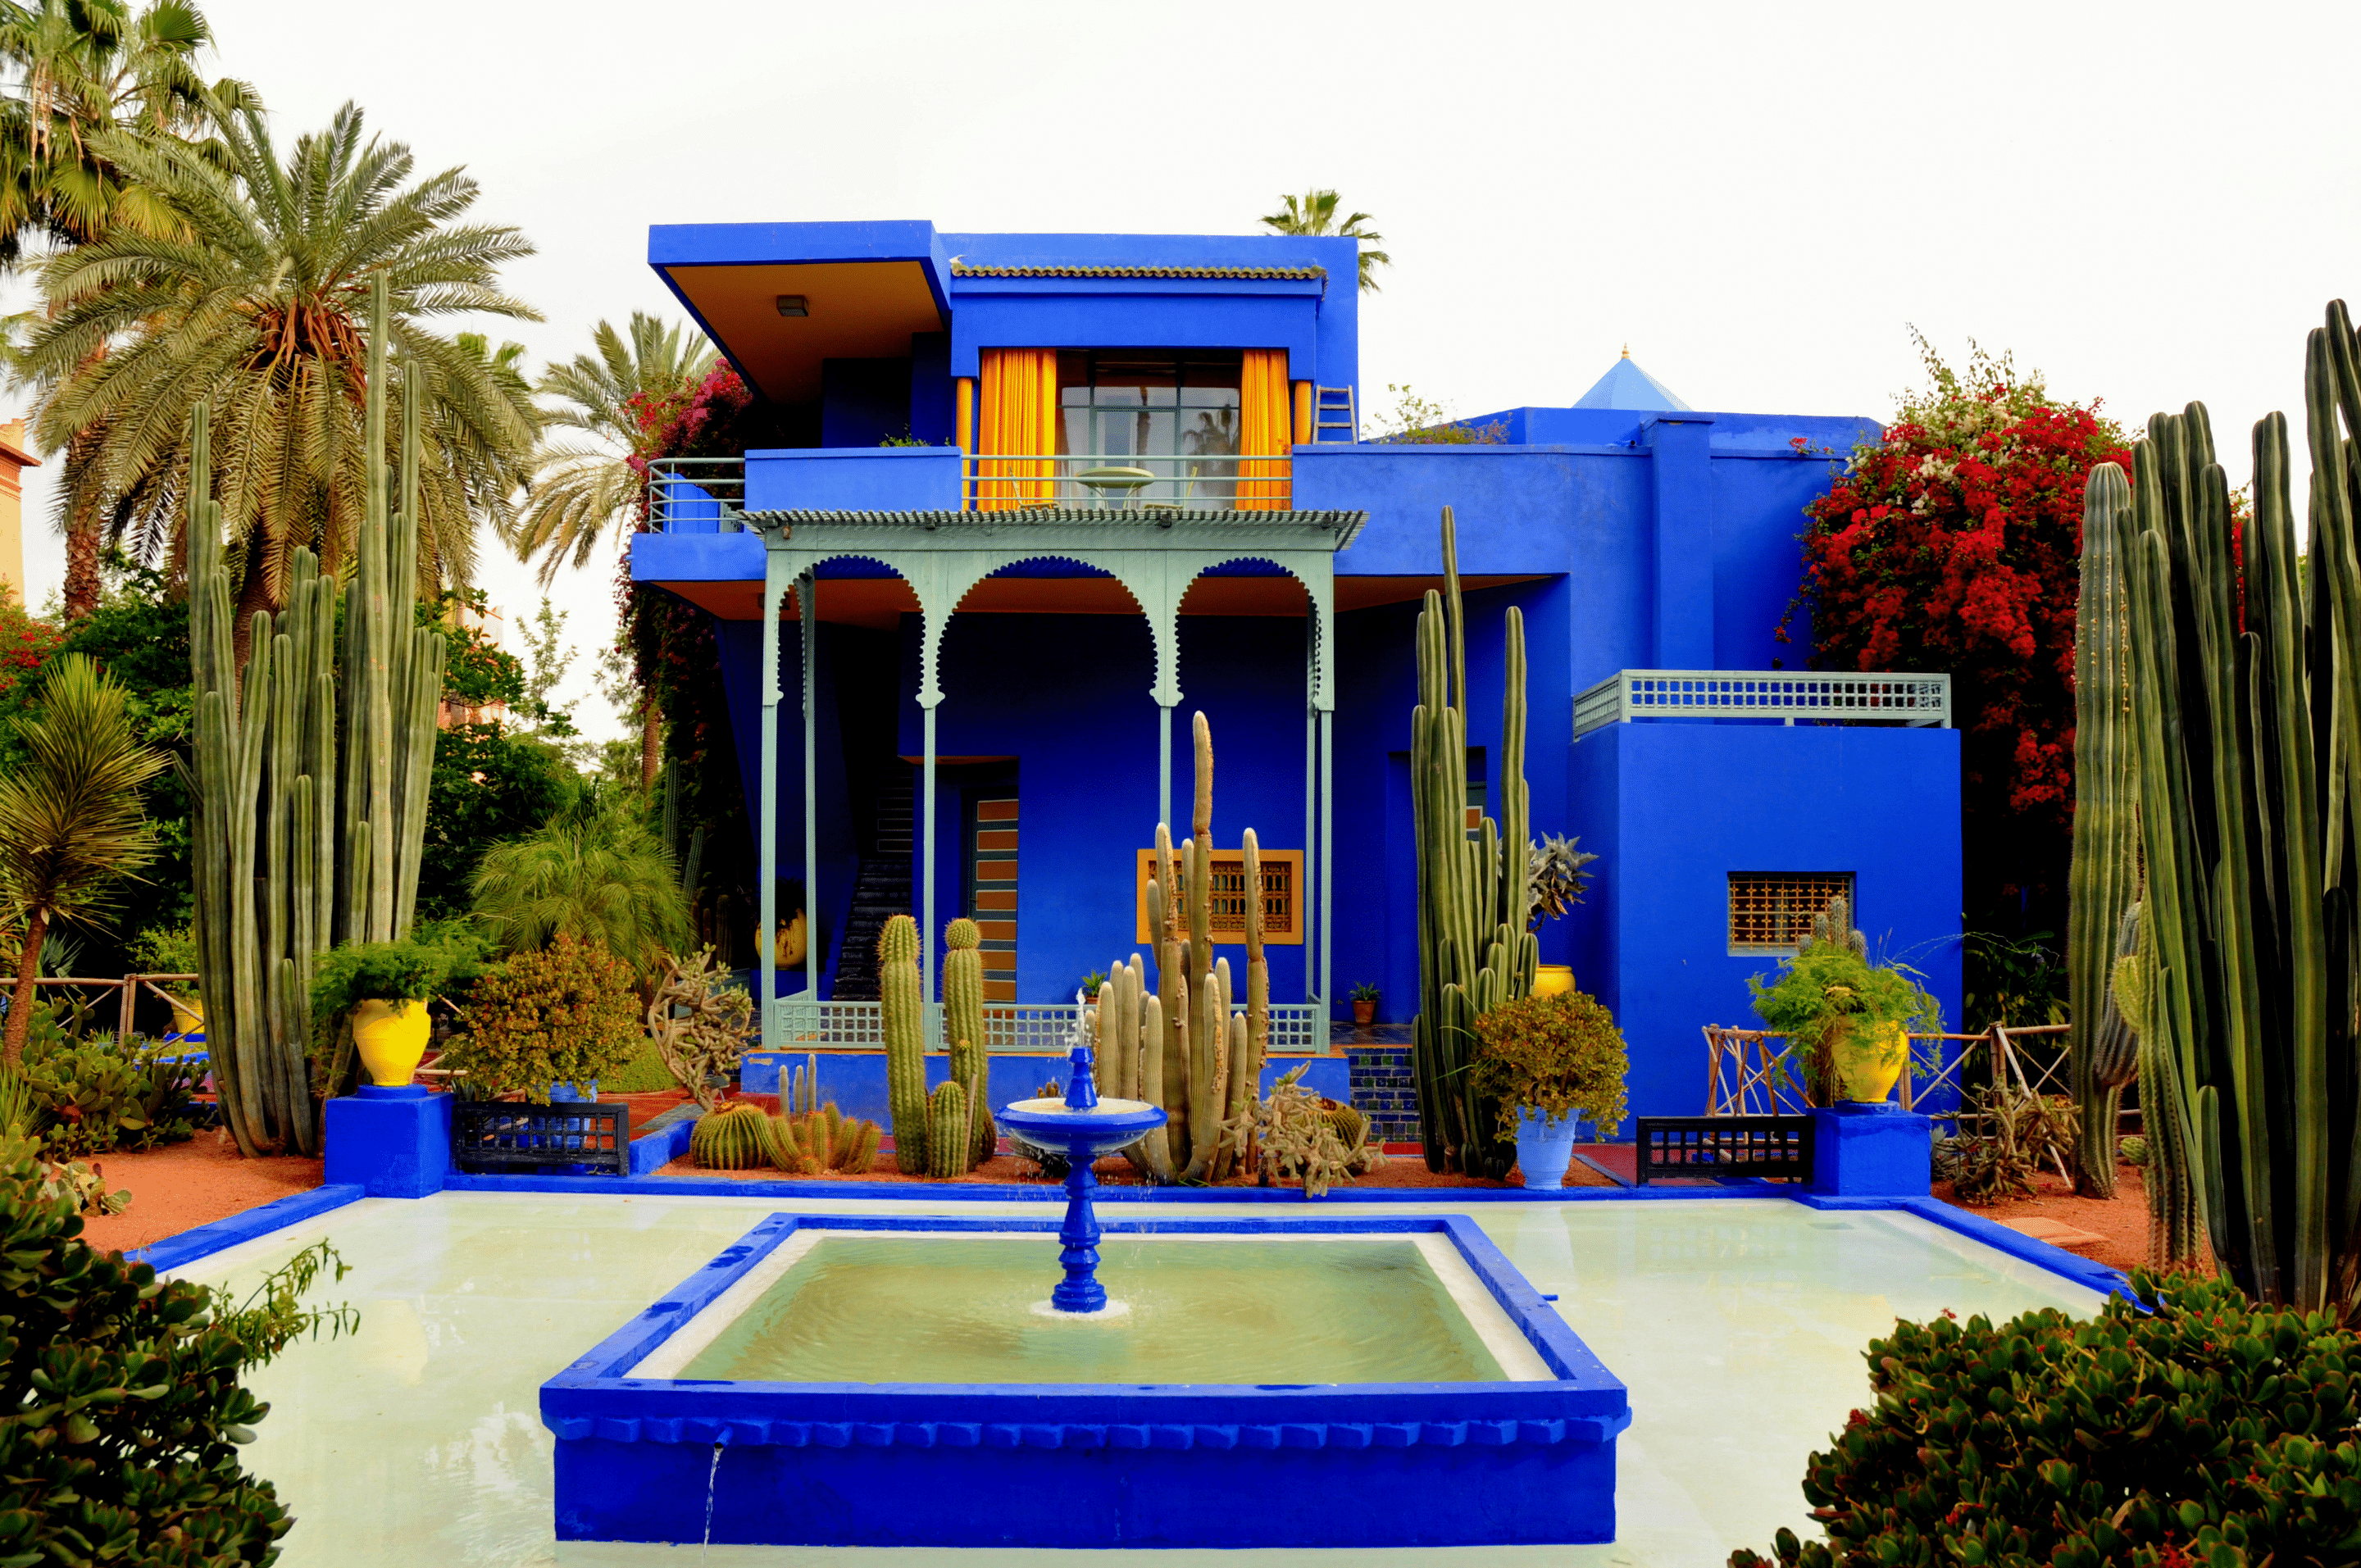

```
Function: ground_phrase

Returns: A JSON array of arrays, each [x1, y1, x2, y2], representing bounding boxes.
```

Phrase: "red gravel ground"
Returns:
[[1936, 1161, 2199, 1275], [70, 1131, 325, 1258]]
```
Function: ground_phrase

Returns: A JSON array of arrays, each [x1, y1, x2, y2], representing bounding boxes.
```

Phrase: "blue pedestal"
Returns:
[[324, 1085, 454, 1198], [1807, 1102, 1931, 1198]]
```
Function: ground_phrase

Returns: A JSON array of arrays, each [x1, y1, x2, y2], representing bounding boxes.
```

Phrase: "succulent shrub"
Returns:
[[1731, 1272, 2361, 1568], [441, 934, 641, 1101], [643, 946, 752, 1113], [1469, 989, 1630, 1139], [0, 1139, 356, 1564]]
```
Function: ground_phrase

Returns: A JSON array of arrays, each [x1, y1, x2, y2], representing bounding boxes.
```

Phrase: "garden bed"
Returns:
[[654, 1148, 1617, 1191], [1933, 1161, 2192, 1275], [71, 1132, 324, 1257]]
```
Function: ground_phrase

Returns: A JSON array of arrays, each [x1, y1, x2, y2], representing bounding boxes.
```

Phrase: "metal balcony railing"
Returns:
[[964, 452, 1290, 511], [645, 457, 746, 532], [1573, 670, 1951, 739]]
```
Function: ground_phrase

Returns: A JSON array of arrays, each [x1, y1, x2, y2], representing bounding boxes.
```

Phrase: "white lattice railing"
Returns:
[[1573, 669, 1950, 739], [769, 998, 1324, 1054]]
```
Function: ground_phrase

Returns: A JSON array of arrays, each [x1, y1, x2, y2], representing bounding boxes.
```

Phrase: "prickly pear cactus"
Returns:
[[877, 914, 927, 1173]]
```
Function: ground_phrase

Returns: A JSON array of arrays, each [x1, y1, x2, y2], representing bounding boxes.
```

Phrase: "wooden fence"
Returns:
[[16, 974, 202, 1047], [1701, 1020, 2086, 1122]]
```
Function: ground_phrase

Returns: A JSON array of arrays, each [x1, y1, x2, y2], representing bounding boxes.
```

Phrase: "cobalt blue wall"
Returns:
[[715, 621, 859, 997], [1563, 722, 1964, 1120], [890, 604, 1320, 1004]]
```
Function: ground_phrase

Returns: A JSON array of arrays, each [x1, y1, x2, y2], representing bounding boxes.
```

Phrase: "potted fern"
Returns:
[[1469, 988, 1630, 1189], [1747, 895, 1940, 1105]]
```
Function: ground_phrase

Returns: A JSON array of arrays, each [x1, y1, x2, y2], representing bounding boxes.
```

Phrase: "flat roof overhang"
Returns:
[[649, 222, 953, 404]]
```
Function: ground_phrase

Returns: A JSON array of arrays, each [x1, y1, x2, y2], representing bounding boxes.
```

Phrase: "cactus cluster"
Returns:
[[188, 275, 444, 1157], [2109, 303, 2361, 1312], [1411, 507, 1538, 1178], [691, 1071, 880, 1175], [1090, 712, 1267, 1183], [2065, 460, 2145, 1201]]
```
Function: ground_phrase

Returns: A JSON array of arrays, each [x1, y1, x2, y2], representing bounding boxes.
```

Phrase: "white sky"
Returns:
[[10, 0, 2358, 743]]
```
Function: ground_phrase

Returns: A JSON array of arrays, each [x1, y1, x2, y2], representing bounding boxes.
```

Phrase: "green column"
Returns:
[[802, 570, 818, 1000], [757, 537, 789, 1055]]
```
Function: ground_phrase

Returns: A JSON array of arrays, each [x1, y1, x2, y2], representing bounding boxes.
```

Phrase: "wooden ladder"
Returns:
[[1315, 384, 1358, 443]]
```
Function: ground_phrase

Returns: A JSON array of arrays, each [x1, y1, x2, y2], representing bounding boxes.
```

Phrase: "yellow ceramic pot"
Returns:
[[1532, 964, 1576, 998], [163, 993, 204, 1043], [352, 999, 431, 1088], [1833, 1018, 1908, 1103], [758, 911, 808, 970]]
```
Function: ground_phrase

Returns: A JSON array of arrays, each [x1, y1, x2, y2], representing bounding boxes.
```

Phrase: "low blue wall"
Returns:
[[739, 1049, 1349, 1125], [745, 446, 962, 511], [1566, 721, 1964, 1120]]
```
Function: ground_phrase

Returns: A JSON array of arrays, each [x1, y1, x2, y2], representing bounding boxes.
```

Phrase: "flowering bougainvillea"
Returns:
[[0, 589, 61, 707], [1787, 340, 2131, 950]]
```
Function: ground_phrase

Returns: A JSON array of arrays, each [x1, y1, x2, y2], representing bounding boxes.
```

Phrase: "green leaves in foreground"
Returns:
[[1731, 1272, 2361, 1567]]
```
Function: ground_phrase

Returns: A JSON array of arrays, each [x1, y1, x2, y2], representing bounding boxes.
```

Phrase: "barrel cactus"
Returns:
[[691, 1102, 773, 1170], [877, 914, 926, 1173]]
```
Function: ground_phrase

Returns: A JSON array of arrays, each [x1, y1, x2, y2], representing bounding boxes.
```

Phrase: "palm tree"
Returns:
[[0, 0, 256, 618], [1258, 189, 1390, 293], [469, 793, 689, 979], [14, 99, 541, 656], [513, 311, 714, 586], [0, 652, 161, 1066]]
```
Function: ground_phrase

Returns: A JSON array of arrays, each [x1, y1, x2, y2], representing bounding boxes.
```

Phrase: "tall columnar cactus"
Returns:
[[189, 275, 443, 1158], [2114, 302, 2361, 1312], [877, 913, 928, 1173], [926, 1081, 967, 1179], [942, 916, 992, 1168], [1411, 507, 1537, 1178], [2066, 461, 2143, 1198]]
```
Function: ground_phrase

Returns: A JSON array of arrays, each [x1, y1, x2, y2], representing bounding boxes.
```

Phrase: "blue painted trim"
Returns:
[[628, 1120, 695, 1177], [439, 1170, 1785, 1204], [125, 1184, 368, 1273], [1790, 1191, 2131, 1300]]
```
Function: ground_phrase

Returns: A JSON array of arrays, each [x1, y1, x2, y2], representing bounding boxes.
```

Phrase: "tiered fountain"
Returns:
[[993, 1040, 1167, 1316]]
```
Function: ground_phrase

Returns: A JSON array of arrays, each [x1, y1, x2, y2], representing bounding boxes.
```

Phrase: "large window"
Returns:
[[1058, 350, 1242, 504]]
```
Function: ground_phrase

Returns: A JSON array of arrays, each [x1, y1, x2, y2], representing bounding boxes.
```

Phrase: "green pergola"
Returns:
[[746, 506, 1367, 1052]]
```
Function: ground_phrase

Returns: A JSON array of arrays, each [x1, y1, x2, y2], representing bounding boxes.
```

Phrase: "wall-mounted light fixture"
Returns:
[[775, 295, 808, 318]]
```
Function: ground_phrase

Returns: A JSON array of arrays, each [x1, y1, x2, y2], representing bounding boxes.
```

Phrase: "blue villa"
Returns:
[[630, 219, 1964, 1124]]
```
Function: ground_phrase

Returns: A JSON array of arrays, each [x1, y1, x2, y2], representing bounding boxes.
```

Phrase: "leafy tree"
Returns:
[[15, 99, 541, 652], [0, 652, 161, 1066], [468, 792, 688, 977], [1258, 189, 1390, 293], [0, 0, 257, 616], [416, 723, 575, 925], [1788, 339, 2130, 990], [516, 597, 580, 739], [512, 311, 714, 586]]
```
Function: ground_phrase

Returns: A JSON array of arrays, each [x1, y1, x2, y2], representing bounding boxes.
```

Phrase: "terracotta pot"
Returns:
[[352, 998, 431, 1088], [1352, 1000, 1376, 1026], [1532, 964, 1576, 998]]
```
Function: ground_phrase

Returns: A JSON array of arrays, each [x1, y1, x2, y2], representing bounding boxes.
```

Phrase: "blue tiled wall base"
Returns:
[[543, 1212, 1627, 1548], [322, 1086, 452, 1198], [552, 1417, 1614, 1548], [1807, 1104, 1932, 1198], [1349, 1046, 1421, 1143]]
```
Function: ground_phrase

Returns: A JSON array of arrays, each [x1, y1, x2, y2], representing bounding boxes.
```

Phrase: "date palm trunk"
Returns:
[[4, 907, 50, 1070]]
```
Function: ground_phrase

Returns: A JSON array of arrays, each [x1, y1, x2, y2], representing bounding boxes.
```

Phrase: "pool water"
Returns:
[[174, 1193, 2104, 1566], [664, 1232, 1509, 1385]]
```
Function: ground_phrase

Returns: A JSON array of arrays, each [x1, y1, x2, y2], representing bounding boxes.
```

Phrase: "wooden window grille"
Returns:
[[1728, 872, 1854, 952], [1135, 848, 1304, 946]]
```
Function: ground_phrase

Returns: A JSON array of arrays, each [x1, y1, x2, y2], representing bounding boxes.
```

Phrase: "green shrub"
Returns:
[[1731, 1272, 2361, 1568], [308, 925, 487, 1039], [1468, 989, 1629, 1139], [595, 1041, 677, 1095], [0, 1137, 356, 1564], [441, 934, 641, 1101], [16, 1003, 201, 1157]]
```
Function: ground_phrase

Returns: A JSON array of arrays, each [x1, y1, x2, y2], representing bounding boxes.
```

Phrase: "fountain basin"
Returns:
[[539, 1212, 1631, 1549]]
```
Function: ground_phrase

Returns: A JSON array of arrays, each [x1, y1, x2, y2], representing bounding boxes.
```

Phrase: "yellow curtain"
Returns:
[[977, 348, 1058, 511], [1291, 380, 1314, 447], [1237, 350, 1290, 510]]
